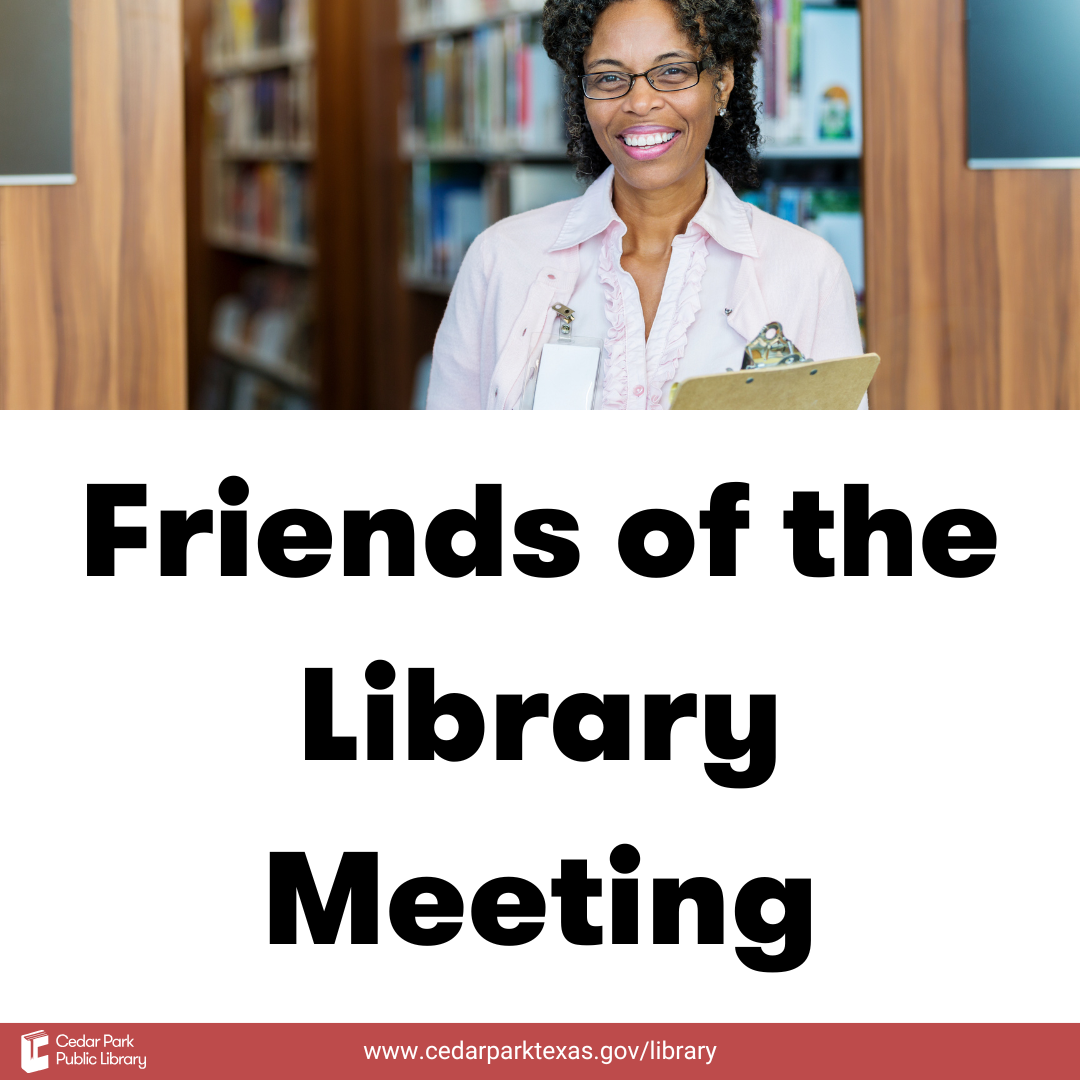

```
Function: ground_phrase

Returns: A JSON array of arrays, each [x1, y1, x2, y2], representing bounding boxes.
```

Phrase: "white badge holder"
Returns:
[[520, 304, 604, 410]]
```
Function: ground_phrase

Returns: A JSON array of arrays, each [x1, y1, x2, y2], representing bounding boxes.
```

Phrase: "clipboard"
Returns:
[[669, 352, 880, 410]]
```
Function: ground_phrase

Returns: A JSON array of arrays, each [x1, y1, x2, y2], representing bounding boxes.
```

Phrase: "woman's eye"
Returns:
[[598, 74, 621, 83]]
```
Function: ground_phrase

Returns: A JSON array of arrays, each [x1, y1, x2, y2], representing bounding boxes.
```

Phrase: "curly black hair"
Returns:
[[541, 0, 762, 190]]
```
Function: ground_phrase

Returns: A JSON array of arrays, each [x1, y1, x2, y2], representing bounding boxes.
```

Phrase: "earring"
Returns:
[[718, 107, 727, 116]]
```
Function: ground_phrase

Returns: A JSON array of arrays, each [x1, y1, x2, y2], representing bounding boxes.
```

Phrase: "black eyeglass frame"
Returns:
[[580, 60, 707, 101]]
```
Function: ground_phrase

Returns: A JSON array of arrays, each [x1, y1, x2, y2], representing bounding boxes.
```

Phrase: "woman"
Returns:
[[427, 0, 863, 410]]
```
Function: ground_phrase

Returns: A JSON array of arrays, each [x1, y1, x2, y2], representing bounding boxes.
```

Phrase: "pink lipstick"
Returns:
[[617, 125, 682, 161]]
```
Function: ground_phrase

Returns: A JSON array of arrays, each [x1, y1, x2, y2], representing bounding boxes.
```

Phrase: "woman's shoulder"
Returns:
[[476, 195, 583, 259], [743, 202, 849, 279]]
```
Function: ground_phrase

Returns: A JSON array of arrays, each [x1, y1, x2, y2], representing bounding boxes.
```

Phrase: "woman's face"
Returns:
[[582, 0, 731, 193]]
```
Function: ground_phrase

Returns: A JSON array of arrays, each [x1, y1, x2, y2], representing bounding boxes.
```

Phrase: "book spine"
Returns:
[[212, 161, 313, 248], [404, 17, 565, 152]]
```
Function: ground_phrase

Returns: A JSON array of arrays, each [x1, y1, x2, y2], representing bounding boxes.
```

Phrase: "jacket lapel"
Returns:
[[487, 249, 581, 410], [727, 253, 770, 349]]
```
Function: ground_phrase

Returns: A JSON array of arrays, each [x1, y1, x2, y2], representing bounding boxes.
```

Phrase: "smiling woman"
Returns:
[[553, 0, 759, 192], [426, 0, 864, 410]]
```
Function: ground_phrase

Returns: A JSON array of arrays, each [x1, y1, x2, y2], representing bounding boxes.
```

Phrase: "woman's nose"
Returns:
[[624, 77, 663, 113]]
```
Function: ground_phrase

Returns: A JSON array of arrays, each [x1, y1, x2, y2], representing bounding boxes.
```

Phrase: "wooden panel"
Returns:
[[863, 0, 1080, 409], [316, 0, 413, 409], [183, 0, 213, 407], [0, 0, 187, 409]]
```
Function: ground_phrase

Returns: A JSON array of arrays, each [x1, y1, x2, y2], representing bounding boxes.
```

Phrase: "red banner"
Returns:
[[3, 1024, 1077, 1078]]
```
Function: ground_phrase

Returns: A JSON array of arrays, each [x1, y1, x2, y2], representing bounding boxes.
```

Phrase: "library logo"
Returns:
[[21, 1030, 49, 1073]]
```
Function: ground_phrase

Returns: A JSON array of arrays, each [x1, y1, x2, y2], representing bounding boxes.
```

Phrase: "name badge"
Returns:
[[532, 342, 604, 409], [521, 304, 604, 410]]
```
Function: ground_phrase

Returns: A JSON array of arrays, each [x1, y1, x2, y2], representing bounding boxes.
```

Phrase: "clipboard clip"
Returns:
[[742, 322, 806, 370]]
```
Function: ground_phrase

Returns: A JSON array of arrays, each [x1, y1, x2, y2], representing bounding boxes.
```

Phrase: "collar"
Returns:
[[550, 161, 759, 258]]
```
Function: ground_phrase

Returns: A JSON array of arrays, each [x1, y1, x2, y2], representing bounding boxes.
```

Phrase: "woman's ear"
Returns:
[[715, 62, 735, 114]]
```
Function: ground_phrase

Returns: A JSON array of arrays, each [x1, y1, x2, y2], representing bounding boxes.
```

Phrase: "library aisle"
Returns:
[[183, 0, 864, 409], [187, 0, 317, 409]]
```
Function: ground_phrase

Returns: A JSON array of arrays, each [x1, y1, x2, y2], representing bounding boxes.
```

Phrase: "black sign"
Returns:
[[968, 0, 1080, 169], [0, 0, 73, 184]]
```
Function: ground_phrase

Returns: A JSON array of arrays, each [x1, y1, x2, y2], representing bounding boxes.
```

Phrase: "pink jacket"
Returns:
[[427, 166, 862, 410]]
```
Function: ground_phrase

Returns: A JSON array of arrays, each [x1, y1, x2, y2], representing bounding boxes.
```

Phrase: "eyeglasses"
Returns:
[[581, 60, 706, 100]]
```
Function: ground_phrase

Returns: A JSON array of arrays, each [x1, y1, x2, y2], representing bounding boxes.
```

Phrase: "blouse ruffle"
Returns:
[[597, 220, 712, 410], [649, 223, 710, 405], [597, 221, 629, 410]]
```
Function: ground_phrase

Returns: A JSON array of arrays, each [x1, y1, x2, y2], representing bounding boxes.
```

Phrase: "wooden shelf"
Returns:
[[211, 335, 316, 395], [403, 271, 454, 296], [205, 42, 315, 78], [214, 143, 316, 163], [399, 2, 544, 43], [187, 2, 413, 408], [402, 143, 570, 163], [206, 229, 317, 267], [758, 143, 862, 160]]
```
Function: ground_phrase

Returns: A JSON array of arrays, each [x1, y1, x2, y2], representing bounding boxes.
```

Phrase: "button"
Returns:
[[649, 392, 661, 404], [633, 385, 644, 396], [547, 274, 556, 280]]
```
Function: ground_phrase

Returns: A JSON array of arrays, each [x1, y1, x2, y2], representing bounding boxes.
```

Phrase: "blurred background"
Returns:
[[183, 0, 863, 410], [3, 1, 1077, 410]]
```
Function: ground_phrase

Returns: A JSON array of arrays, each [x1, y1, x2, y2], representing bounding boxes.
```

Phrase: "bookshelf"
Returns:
[[204, 229, 316, 266], [185, 0, 419, 409], [399, 0, 548, 41], [749, 0, 865, 337], [195, 0, 319, 408], [204, 41, 315, 77], [399, 0, 580, 295], [755, 0, 862, 158]]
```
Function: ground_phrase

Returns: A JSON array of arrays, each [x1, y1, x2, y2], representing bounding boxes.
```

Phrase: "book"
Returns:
[[209, 0, 314, 59], [801, 6, 862, 151], [410, 161, 487, 280], [208, 160, 314, 251], [754, 1, 861, 153], [203, 266, 315, 408], [207, 65, 315, 151], [402, 14, 565, 154]]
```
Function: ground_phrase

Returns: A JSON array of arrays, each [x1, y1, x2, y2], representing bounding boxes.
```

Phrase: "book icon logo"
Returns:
[[21, 1030, 49, 1073]]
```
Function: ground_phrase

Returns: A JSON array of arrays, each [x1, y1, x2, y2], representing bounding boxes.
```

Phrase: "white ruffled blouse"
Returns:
[[560, 165, 755, 410], [428, 161, 865, 410]]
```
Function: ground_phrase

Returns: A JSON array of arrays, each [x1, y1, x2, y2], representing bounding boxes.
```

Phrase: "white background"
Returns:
[[1, 412, 1077, 1022]]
